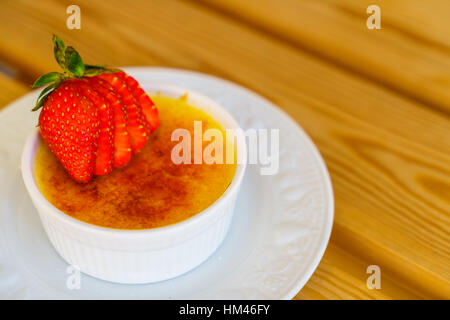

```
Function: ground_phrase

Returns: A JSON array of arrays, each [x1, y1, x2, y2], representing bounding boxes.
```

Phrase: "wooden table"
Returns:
[[0, 0, 448, 299]]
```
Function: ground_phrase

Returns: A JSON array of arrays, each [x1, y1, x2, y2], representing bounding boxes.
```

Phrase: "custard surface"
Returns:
[[35, 95, 236, 229]]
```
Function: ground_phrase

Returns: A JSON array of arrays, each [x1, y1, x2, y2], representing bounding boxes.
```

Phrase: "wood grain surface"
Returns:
[[198, 0, 450, 115], [0, 0, 448, 299]]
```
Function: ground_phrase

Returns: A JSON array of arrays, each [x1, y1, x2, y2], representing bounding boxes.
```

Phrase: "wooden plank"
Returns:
[[196, 0, 450, 115], [0, 72, 29, 109], [329, 0, 450, 49], [296, 243, 423, 300], [0, 0, 200, 84], [0, 0, 448, 298]]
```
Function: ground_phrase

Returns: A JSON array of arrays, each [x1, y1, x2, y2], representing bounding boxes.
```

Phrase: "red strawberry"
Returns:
[[118, 72, 160, 133], [38, 82, 99, 183], [87, 77, 132, 168], [72, 79, 114, 175], [31, 35, 159, 183], [96, 73, 148, 154]]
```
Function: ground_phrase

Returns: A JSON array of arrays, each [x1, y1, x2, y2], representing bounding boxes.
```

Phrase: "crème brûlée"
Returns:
[[34, 95, 237, 230]]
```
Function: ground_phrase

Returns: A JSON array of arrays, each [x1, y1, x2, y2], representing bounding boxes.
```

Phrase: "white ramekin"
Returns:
[[21, 84, 247, 284]]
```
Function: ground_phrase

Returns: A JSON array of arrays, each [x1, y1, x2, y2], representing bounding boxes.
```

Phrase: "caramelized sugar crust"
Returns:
[[35, 95, 236, 229]]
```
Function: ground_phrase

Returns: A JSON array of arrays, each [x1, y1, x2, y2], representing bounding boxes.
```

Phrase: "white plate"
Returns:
[[0, 67, 333, 299]]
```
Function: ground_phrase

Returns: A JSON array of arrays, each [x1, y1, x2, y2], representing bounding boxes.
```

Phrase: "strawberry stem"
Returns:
[[31, 35, 121, 111]]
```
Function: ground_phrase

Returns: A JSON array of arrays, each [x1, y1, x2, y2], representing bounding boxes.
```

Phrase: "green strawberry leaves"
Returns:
[[31, 71, 61, 88], [53, 35, 66, 69], [31, 71, 62, 110], [32, 82, 58, 111], [31, 35, 120, 111], [49, 35, 118, 80], [52, 35, 85, 77], [84, 64, 122, 77], [65, 46, 85, 77]]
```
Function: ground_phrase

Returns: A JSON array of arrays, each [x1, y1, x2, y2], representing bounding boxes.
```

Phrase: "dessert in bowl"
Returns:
[[21, 36, 246, 283], [34, 93, 238, 230]]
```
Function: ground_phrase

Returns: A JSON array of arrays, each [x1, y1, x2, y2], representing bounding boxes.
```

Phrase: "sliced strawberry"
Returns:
[[114, 72, 151, 136], [72, 79, 114, 176], [31, 35, 160, 182], [39, 82, 99, 183], [88, 77, 132, 168], [97, 73, 148, 154], [117, 72, 160, 133]]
